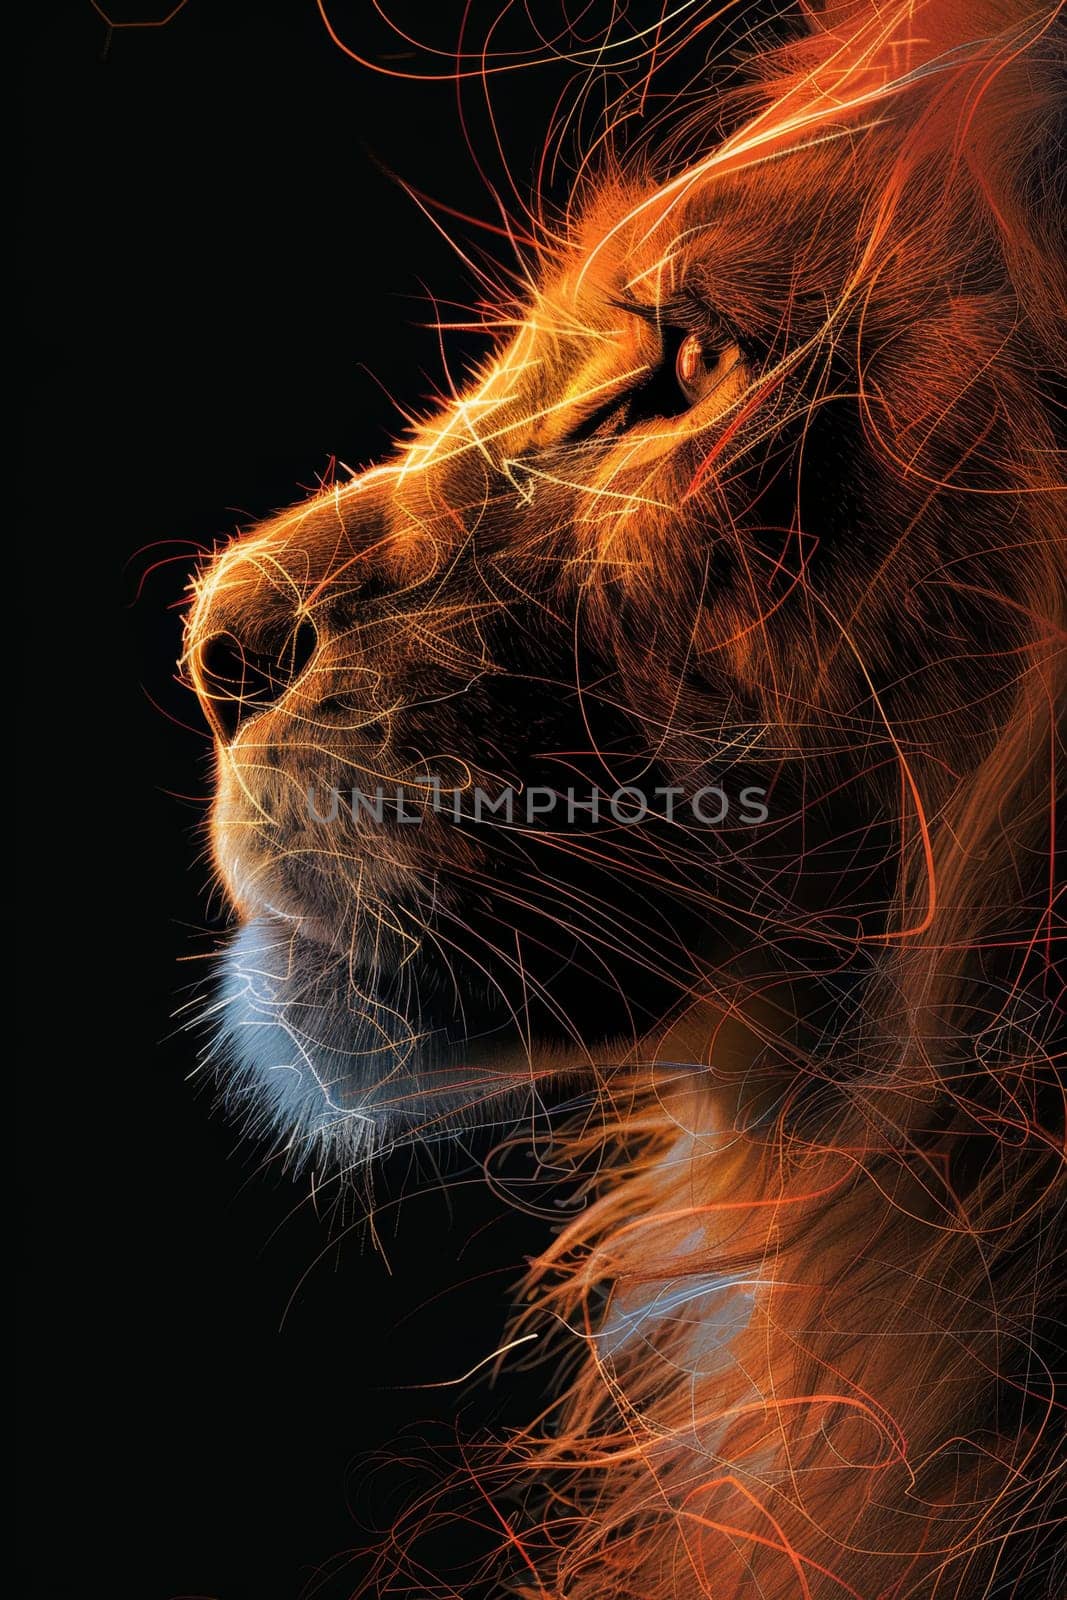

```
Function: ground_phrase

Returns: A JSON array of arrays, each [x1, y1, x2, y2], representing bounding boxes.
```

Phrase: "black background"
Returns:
[[18, 6, 786, 1597]]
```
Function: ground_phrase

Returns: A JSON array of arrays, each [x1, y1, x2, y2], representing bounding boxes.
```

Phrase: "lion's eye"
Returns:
[[675, 332, 739, 407]]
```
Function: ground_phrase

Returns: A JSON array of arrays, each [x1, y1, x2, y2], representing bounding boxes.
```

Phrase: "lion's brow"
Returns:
[[614, 288, 739, 347]]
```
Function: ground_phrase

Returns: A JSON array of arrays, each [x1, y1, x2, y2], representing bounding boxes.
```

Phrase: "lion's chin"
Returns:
[[211, 916, 584, 1168]]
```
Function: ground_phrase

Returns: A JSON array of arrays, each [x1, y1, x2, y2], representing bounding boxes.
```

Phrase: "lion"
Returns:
[[183, 2, 1065, 1595]]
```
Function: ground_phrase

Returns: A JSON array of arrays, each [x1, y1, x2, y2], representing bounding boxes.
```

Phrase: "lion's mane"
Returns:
[[343, 4, 1064, 1597]]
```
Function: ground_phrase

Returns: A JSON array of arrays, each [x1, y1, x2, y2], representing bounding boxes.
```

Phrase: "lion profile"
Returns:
[[184, 1, 1064, 1594]]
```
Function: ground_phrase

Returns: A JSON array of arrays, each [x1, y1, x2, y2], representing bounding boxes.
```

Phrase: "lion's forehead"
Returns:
[[314, 142, 867, 529], [403, 153, 848, 463], [398, 206, 728, 467]]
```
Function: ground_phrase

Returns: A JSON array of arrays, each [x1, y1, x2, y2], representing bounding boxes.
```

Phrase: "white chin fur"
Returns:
[[212, 919, 384, 1169], [207, 917, 536, 1170]]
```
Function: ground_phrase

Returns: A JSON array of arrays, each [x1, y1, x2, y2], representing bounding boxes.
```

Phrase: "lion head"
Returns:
[[184, 0, 1062, 1175], [183, 1, 1064, 1593]]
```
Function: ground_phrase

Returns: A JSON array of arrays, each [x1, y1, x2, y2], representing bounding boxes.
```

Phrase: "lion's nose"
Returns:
[[192, 618, 318, 743], [185, 482, 420, 743], [184, 527, 323, 744]]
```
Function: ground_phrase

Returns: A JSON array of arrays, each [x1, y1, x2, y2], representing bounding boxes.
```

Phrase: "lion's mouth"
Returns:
[[206, 746, 722, 1160]]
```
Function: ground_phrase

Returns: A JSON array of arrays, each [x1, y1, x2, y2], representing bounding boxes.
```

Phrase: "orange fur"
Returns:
[[186, 2, 1065, 1593]]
